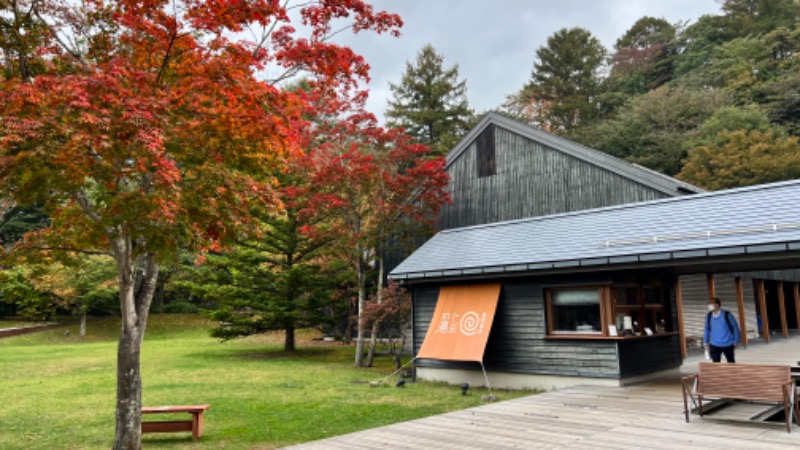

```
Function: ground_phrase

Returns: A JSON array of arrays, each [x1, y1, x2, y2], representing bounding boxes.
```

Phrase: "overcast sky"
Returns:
[[338, 0, 724, 123]]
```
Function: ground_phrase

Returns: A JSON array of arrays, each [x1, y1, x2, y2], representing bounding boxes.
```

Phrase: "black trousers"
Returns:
[[709, 344, 735, 363]]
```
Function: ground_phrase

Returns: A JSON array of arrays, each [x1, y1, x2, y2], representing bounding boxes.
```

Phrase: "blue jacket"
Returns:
[[703, 310, 740, 347]]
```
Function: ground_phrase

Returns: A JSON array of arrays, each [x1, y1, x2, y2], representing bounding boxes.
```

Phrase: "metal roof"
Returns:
[[446, 112, 703, 196], [389, 179, 800, 281]]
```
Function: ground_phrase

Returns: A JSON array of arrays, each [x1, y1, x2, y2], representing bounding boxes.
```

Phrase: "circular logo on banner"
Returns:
[[460, 311, 481, 336]]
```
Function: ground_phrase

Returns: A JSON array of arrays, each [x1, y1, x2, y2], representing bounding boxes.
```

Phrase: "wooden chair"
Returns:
[[682, 363, 799, 433]]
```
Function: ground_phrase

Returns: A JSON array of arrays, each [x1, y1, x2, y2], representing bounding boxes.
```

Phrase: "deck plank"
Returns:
[[286, 337, 800, 449]]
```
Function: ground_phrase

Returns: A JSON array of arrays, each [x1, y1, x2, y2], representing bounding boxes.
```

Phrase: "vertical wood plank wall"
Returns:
[[439, 127, 670, 230], [413, 278, 682, 379]]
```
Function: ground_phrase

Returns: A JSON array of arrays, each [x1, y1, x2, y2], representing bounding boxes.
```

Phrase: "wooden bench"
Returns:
[[141, 405, 210, 441], [682, 363, 799, 433]]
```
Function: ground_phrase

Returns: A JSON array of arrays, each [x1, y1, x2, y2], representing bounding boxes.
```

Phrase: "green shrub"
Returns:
[[161, 300, 199, 313]]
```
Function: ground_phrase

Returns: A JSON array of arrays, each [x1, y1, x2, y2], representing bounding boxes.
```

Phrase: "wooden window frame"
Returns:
[[612, 284, 668, 336], [545, 285, 608, 336], [476, 124, 496, 177], [545, 283, 672, 339]]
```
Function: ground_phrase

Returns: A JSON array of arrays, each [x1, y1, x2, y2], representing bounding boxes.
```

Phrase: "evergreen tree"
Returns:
[[610, 17, 677, 94], [171, 228, 333, 352], [0, 205, 48, 247], [386, 44, 473, 156], [508, 27, 607, 132], [721, 0, 800, 37]]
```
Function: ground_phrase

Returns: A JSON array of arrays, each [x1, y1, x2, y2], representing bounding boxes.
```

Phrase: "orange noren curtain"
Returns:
[[416, 284, 501, 362]]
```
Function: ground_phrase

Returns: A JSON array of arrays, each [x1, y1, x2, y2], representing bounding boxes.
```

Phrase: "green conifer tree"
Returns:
[[386, 44, 473, 156]]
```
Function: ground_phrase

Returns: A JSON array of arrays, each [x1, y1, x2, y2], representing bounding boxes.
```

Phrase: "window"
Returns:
[[546, 281, 672, 338], [476, 124, 496, 177], [613, 285, 669, 335], [546, 287, 602, 334]]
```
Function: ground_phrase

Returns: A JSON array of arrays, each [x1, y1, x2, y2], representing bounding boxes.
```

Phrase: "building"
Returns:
[[390, 112, 800, 390]]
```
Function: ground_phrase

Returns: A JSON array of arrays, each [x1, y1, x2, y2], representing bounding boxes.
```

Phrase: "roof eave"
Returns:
[[388, 241, 800, 284]]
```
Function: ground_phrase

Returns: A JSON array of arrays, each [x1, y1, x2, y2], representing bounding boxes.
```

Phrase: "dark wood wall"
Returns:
[[413, 275, 683, 380], [440, 126, 670, 230], [617, 335, 682, 377], [413, 275, 682, 380]]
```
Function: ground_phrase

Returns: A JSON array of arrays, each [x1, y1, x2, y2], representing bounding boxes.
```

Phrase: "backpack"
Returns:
[[706, 310, 734, 335]]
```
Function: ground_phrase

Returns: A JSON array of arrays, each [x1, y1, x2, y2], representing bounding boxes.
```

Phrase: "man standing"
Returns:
[[703, 297, 741, 363]]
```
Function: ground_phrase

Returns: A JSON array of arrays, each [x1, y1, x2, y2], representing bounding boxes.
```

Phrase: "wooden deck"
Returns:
[[286, 337, 800, 449]]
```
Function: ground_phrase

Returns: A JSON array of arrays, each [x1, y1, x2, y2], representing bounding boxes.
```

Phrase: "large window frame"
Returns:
[[545, 282, 672, 339], [545, 286, 607, 336]]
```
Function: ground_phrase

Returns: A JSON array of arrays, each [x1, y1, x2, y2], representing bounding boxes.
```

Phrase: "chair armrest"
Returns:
[[682, 374, 698, 389], [783, 380, 794, 399]]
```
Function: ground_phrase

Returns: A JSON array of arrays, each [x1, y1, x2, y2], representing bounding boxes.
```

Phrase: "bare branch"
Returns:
[[267, 65, 304, 85], [72, 191, 102, 223], [32, 7, 87, 66], [251, 0, 290, 59], [155, 29, 178, 85]]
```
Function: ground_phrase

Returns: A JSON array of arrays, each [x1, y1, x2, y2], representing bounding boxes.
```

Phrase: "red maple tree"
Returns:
[[301, 115, 450, 367], [0, 1, 401, 448]]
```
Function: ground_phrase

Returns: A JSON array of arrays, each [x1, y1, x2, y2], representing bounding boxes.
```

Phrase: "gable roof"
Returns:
[[446, 111, 702, 197], [389, 179, 800, 281]]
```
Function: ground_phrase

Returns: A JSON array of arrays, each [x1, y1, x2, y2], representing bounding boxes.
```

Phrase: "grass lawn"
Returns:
[[0, 315, 535, 449]]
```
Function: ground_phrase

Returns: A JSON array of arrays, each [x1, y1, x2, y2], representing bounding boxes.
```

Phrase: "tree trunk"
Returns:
[[79, 307, 87, 338], [115, 317, 144, 450], [365, 257, 385, 367], [283, 254, 297, 352], [110, 236, 159, 450], [284, 324, 295, 352], [354, 255, 366, 367]]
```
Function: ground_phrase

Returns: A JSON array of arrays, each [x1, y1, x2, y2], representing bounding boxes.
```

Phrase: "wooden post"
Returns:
[[777, 281, 788, 339], [603, 286, 614, 336], [676, 277, 687, 360], [706, 273, 716, 303], [757, 279, 770, 343], [600, 286, 609, 337], [795, 283, 800, 333], [735, 276, 747, 348]]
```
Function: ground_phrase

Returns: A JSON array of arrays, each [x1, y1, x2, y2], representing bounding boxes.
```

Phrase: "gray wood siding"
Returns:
[[618, 334, 682, 377], [441, 127, 670, 229], [412, 285, 440, 356], [413, 279, 622, 378]]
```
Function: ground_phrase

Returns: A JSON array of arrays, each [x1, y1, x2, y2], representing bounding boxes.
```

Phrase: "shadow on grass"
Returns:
[[186, 346, 343, 362], [141, 435, 199, 446]]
